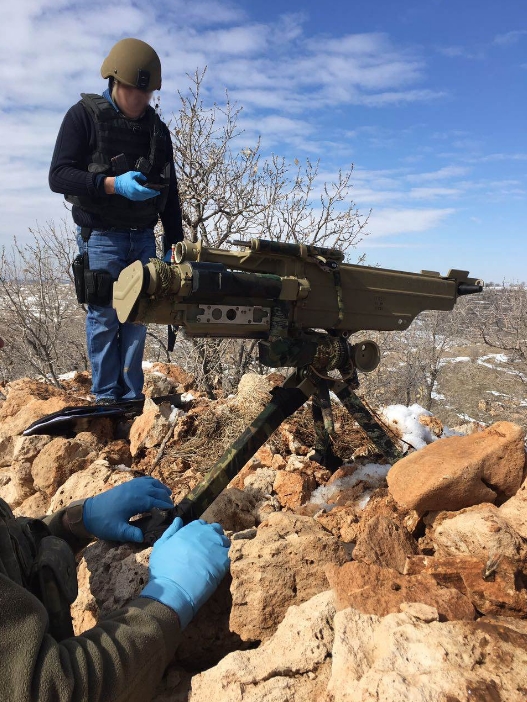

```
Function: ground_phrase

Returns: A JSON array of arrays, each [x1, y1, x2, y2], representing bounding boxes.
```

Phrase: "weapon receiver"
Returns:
[[114, 238, 483, 342], [113, 239, 483, 543]]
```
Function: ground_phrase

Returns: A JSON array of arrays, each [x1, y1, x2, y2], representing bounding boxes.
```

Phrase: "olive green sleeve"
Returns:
[[42, 500, 93, 555], [0, 572, 181, 702]]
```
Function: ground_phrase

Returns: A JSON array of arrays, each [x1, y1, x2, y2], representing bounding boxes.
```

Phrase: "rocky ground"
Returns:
[[0, 367, 526, 701]]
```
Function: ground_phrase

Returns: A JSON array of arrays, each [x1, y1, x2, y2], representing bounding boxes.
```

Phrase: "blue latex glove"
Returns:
[[163, 249, 173, 263], [83, 477, 173, 543], [114, 171, 160, 201], [140, 517, 231, 629]]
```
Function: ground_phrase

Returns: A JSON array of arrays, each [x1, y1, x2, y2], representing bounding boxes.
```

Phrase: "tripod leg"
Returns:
[[333, 380, 403, 464], [311, 379, 343, 471], [175, 372, 317, 523]]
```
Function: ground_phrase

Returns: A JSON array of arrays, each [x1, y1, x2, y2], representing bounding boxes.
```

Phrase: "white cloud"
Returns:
[[493, 30, 527, 46], [406, 165, 471, 182], [366, 208, 456, 238], [0, 0, 454, 250]]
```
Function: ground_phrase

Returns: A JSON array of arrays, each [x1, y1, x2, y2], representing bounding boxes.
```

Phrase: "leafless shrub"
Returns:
[[0, 223, 87, 386]]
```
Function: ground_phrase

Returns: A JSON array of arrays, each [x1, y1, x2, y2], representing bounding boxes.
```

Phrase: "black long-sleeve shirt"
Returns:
[[49, 99, 184, 252]]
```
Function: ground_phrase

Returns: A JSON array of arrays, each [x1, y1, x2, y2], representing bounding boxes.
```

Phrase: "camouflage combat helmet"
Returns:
[[101, 38, 161, 91]]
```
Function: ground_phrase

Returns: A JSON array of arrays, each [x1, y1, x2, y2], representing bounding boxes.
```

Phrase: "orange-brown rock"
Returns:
[[149, 457, 193, 491], [97, 439, 133, 466], [315, 505, 359, 542], [49, 461, 132, 512], [229, 512, 349, 641], [419, 414, 443, 437], [270, 453, 286, 470], [353, 514, 418, 573], [13, 491, 49, 518], [201, 488, 257, 532], [129, 399, 174, 456], [427, 503, 527, 565], [31, 437, 93, 497], [325, 561, 476, 621], [499, 475, 527, 539], [404, 554, 527, 618], [0, 379, 86, 464], [253, 445, 274, 468], [227, 461, 258, 490], [148, 363, 195, 391], [387, 421, 526, 513], [273, 470, 316, 509]]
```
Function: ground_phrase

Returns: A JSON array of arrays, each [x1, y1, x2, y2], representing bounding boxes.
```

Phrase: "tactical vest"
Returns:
[[66, 93, 171, 229], [0, 498, 77, 641]]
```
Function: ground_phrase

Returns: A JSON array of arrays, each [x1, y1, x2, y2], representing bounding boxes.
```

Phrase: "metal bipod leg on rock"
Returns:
[[172, 368, 402, 523]]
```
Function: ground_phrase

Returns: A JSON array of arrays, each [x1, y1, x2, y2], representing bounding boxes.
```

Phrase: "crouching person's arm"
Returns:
[[0, 511, 230, 701]]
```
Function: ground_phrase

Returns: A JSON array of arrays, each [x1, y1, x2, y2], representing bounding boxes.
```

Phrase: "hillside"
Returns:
[[0, 366, 526, 700]]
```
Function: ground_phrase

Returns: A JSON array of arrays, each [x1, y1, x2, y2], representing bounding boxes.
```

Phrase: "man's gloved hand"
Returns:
[[140, 517, 230, 629], [114, 171, 160, 201], [83, 477, 173, 543]]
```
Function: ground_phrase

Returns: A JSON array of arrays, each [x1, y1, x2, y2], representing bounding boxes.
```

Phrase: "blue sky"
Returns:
[[1, 0, 525, 282]]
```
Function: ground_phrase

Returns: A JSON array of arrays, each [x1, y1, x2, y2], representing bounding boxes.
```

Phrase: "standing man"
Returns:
[[49, 38, 183, 404]]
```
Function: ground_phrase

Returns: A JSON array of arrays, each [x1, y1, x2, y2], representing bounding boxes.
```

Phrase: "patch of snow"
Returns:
[[142, 361, 154, 369], [380, 403, 436, 450], [439, 356, 470, 367], [168, 407, 183, 423], [180, 392, 195, 402], [357, 490, 373, 510], [479, 353, 509, 363], [431, 391, 445, 400], [456, 411, 478, 422], [58, 371, 77, 380], [309, 463, 390, 506]]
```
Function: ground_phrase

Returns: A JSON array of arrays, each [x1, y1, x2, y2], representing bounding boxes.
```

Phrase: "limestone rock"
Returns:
[[352, 514, 418, 573], [201, 488, 257, 532], [418, 414, 443, 437], [12, 434, 53, 463], [327, 607, 527, 701], [242, 467, 276, 499], [428, 503, 527, 565], [273, 470, 316, 509], [0, 378, 85, 443], [31, 437, 93, 497], [48, 462, 132, 513], [229, 512, 349, 641], [97, 439, 133, 467], [315, 506, 360, 543], [325, 561, 475, 621], [150, 457, 193, 492], [72, 540, 149, 634], [387, 421, 526, 513], [13, 491, 49, 518], [404, 554, 527, 618], [499, 475, 527, 539], [190, 591, 335, 702], [129, 399, 174, 456]]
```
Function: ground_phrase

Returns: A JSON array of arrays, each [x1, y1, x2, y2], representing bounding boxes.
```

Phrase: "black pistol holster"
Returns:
[[72, 227, 114, 306]]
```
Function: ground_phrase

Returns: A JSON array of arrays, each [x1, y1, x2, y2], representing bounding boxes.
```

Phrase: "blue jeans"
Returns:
[[77, 227, 156, 401]]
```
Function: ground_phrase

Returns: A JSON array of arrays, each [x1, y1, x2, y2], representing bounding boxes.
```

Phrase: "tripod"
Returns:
[[139, 334, 403, 544]]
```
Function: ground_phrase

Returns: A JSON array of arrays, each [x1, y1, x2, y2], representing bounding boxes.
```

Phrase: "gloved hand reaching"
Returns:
[[140, 517, 231, 629], [82, 477, 173, 543], [114, 171, 160, 201]]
